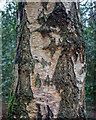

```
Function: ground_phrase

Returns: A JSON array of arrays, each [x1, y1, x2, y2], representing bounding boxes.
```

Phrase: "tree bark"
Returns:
[[8, 1, 87, 120]]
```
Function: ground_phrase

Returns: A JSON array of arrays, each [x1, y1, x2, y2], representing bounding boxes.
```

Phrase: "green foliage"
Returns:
[[2, 2, 17, 102], [80, 1, 96, 117], [7, 90, 29, 120]]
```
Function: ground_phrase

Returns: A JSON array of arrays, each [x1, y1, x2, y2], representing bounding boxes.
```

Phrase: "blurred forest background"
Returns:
[[0, 1, 96, 119]]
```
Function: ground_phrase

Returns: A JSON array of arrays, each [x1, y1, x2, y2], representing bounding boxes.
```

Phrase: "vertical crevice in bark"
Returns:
[[36, 103, 43, 119], [46, 105, 53, 119]]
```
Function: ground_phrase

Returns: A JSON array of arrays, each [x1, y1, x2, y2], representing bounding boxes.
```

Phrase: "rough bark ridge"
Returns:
[[8, 1, 86, 120]]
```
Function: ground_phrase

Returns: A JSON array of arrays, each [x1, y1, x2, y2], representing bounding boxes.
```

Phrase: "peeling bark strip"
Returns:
[[8, 1, 87, 120]]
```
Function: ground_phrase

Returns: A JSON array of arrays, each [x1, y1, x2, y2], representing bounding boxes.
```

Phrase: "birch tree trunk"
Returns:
[[8, 1, 87, 120]]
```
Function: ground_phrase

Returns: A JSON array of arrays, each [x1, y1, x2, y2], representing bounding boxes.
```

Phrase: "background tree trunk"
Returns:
[[8, 1, 87, 120]]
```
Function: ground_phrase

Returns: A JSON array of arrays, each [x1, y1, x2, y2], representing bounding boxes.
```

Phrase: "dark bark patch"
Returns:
[[46, 2, 69, 28], [36, 104, 43, 120], [34, 25, 53, 38], [35, 74, 41, 88], [44, 75, 51, 86], [51, 54, 79, 118]]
